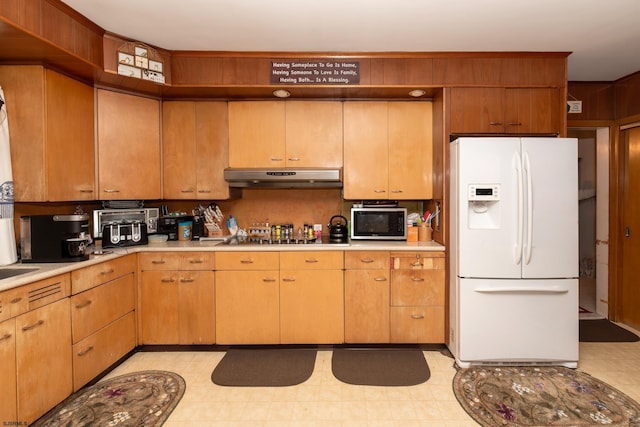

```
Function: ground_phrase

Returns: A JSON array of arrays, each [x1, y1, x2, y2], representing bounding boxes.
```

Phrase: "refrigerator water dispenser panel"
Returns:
[[468, 184, 501, 229]]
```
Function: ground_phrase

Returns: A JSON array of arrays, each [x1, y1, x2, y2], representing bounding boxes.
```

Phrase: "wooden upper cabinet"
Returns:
[[228, 101, 285, 167], [285, 101, 343, 168], [97, 89, 161, 200], [344, 101, 433, 200], [228, 101, 343, 168], [163, 101, 231, 199], [0, 66, 95, 201], [450, 87, 561, 135]]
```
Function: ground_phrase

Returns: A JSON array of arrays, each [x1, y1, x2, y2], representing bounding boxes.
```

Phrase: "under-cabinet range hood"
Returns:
[[224, 168, 342, 188]]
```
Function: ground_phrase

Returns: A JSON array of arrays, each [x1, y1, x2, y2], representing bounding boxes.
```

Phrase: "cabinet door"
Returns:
[[16, 298, 72, 424], [195, 102, 230, 199], [162, 101, 197, 198], [388, 102, 433, 199], [505, 88, 561, 134], [97, 89, 161, 199], [390, 306, 445, 343], [228, 101, 285, 167], [140, 271, 179, 344], [178, 271, 215, 344], [215, 270, 279, 344], [280, 269, 344, 343], [285, 101, 343, 167], [45, 69, 95, 201], [0, 318, 16, 422], [344, 269, 390, 343], [449, 87, 504, 134], [343, 102, 389, 199]]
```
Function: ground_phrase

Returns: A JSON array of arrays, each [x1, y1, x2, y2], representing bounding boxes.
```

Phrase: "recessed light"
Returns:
[[409, 89, 426, 98], [273, 89, 291, 98]]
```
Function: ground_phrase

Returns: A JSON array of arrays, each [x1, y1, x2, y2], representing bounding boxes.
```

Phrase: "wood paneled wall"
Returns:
[[568, 72, 640, 122]]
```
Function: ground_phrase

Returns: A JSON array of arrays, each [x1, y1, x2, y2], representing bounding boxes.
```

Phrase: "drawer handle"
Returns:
[[189, 259, 204, 264], [374, 189, 386, 193], [181, 189, 195, 193], [152, 260, 166, 264], [180, 278, 195, 283], [374, 277, 387, 282], [75, 300, 93, 309], [161, 278, 176, 283], [198, 189, 212, 193], [79, 189, 94, 193], [77, 346, 94, 356], [411, 277, 425, 282], [282, 277, 296, 282], [103, 189, 120, 193], [101, 268, 115, 275], [10, 296, 23, 304], [390, 189, 403, 193], [507, 122, 522, 126], [270, 157, 284, 161], [263, 277, 277, 282], [288, 157, 301, 161], [0, 333, 12, 342], [411, 314, 425, 319], [360, 258, 375, 263], [22, 319, 44, 331], [240, 259, 254, 264], [410, 261, 423, 267], [305, 258, 319, 263]]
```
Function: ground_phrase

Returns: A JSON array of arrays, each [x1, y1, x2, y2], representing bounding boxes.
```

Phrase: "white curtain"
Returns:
[[0, 86, 18, 265]]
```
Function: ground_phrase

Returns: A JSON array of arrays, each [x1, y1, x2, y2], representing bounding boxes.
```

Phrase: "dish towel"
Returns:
[[0, 86, 18, 265]]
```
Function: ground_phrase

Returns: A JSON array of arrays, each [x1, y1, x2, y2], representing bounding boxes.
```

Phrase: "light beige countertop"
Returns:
[[0, 239, 445, 292]]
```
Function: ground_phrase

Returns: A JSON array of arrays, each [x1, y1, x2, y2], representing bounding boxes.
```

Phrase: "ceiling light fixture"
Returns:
[[273, 89, 291, 98], [408, 89, 426, 98]]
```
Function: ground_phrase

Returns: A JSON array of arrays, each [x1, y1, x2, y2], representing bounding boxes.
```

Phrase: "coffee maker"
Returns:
[[20, 214, 91, 263]]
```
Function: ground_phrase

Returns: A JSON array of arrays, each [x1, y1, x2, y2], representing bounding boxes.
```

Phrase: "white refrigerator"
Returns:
[[449, 137, 579, 368]]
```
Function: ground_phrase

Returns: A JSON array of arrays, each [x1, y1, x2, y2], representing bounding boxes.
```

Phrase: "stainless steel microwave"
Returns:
[[350, 207, 407, 240]]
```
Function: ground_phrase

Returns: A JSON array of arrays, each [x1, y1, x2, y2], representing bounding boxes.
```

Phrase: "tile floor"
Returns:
[[102, 325, 640, 427]]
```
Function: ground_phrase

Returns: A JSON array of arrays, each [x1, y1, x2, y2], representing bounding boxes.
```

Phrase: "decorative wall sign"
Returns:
[[116, 42, 165, 84], [270, 60, 360, 85]]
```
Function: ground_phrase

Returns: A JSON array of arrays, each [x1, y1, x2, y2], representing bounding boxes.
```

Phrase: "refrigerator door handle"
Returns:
[[524, 151, 533, 264], [474, 286, 569, 294], [514, 151, 524, 264]]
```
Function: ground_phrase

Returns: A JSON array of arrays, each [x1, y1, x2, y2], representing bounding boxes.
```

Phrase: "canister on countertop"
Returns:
[[178, 220, 192, 241]]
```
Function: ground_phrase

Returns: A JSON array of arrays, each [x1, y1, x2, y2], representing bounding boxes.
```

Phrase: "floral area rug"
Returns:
[[32, 370, 185, 427], [453, 366, 640, 426]]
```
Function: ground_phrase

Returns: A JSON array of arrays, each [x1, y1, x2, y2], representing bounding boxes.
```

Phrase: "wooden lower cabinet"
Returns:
[[0, 318, 17, 422], [139, 252, 216, 345], [15, 298, 72, 424], [215, 270, 280, 344], [344, 251, 390, 343]]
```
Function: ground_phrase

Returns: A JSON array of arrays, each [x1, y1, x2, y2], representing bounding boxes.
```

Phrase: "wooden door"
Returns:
[[0, 318, 16, 421], [97, 89, 161, 200], [215, 270, 279, 344], [162, 101, 197, 198], [178, 271, 215, 344], [140, 271, 179, 344], [228, 101, 285, 167], [344, 269, 390, 343], [505, 88, 561, 134], [449, 87, 504, 134], [45, 69, 95, 201], [285, 101, 343, 167], [620, 126, 640, 329], [16, 298, 72, 424], [195, 102, 230, 199], [280, 269, 344, 343], [388, 102, 433, 199], [343, 102, 389, 199]]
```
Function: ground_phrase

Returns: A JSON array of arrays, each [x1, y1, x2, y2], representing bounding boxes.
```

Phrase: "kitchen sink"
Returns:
[[0, 268, 39, 281]]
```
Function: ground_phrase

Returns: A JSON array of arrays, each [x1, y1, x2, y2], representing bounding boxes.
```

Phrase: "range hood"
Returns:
[[224, 168, 342, 188]]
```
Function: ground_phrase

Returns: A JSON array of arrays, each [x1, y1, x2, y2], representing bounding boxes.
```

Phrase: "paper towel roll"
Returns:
[[0, 86, 18, 265]]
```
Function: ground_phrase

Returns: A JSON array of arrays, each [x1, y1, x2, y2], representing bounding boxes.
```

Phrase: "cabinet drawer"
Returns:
[[22, 274, 70, 312], [390, 270, 445, 307], [215, 251, 279, 270], [72, 312, 136, 391], [140, 252, 215, 271], [1, 286, 29, 321], [390, 252, 445, 270], [345, 251, 390, 270], [71, 273, 135, 343], [71, 255, 135, 294], [390, 306, 445, 343], [280, 251, 343, 270]]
